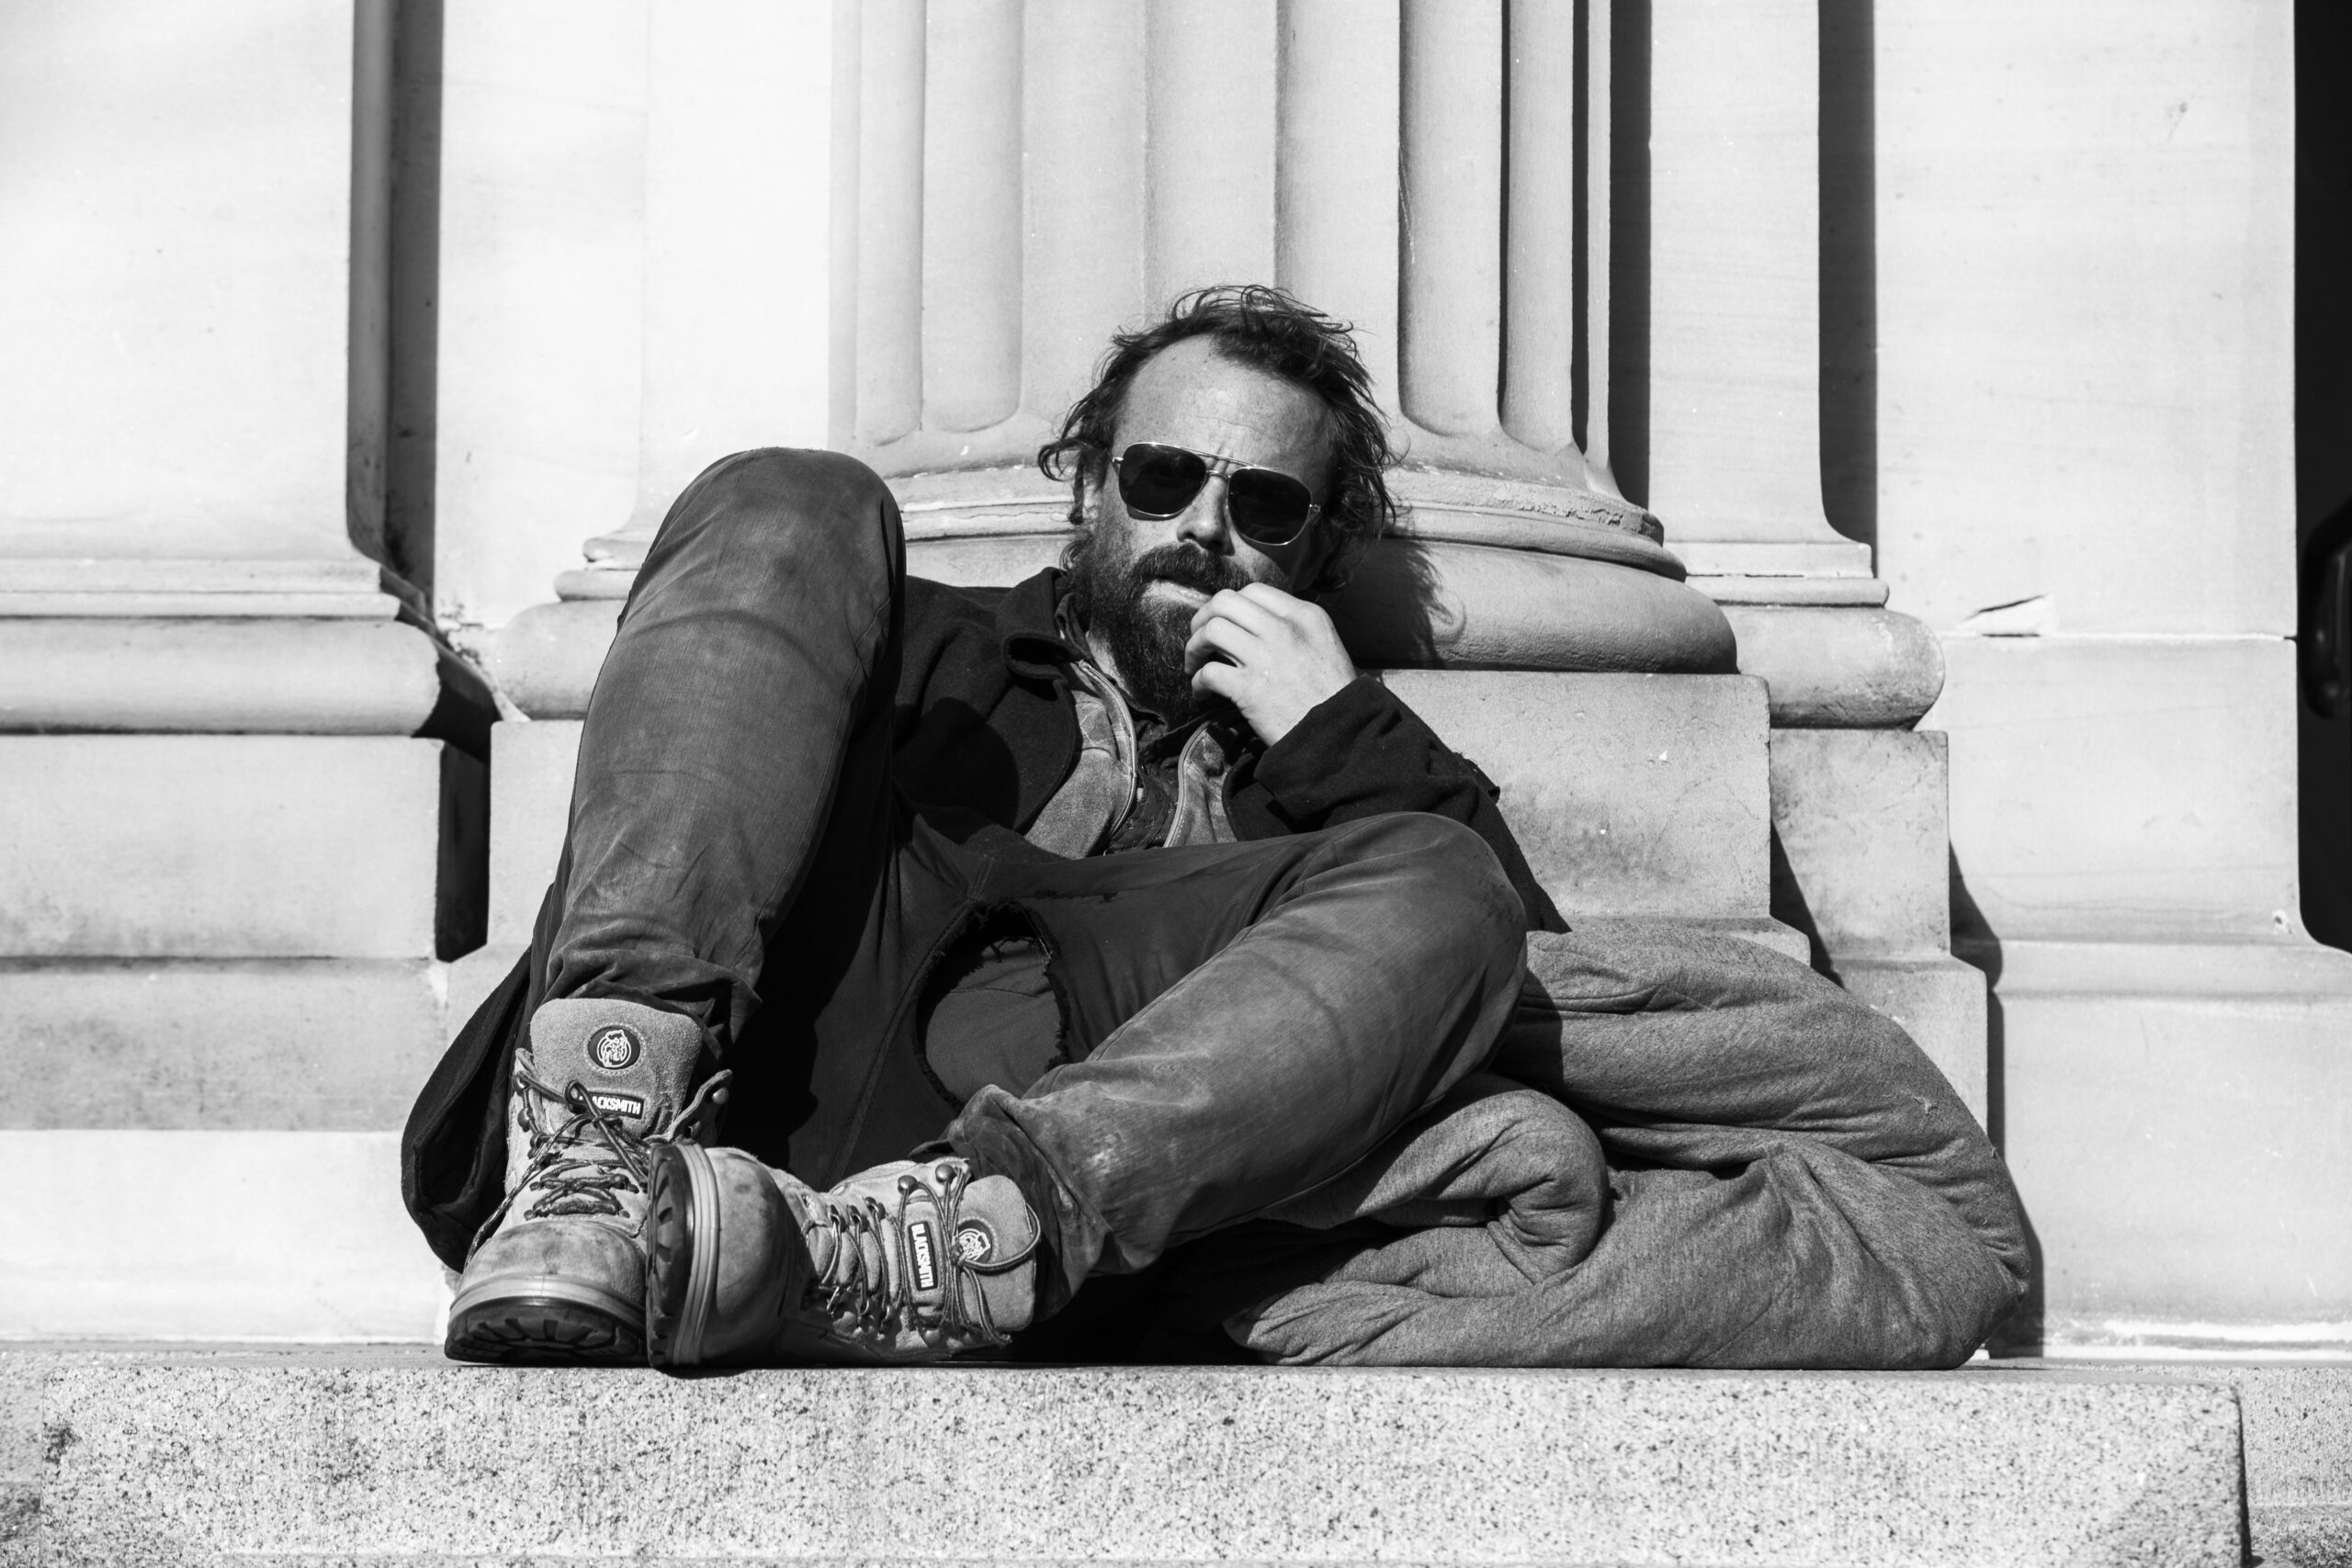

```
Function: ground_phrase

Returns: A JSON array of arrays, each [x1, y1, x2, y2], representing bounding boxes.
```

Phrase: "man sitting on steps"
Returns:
[[401, 285, 2025, 1368]]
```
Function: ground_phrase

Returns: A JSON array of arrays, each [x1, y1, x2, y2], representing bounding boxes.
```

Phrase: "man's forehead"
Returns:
[[1114, 338, 1333, 476]]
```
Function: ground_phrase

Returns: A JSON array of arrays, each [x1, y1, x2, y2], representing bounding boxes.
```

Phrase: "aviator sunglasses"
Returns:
[[1113, 442, 1323, 548]]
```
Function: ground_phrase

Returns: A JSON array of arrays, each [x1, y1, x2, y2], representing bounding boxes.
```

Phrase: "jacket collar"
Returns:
[[997, 567, 1081, 681]]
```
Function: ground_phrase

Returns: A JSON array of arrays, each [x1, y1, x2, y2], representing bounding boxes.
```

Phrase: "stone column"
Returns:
[[1636, 0, 1976, 1101], [0, 1, 456, 1337], [478, 0, 1972, 1099]]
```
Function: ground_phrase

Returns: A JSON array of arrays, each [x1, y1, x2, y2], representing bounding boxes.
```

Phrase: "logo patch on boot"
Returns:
[[908, 1220, 940, 1292], [586, 1024, 641, 1072], [587, 1090, 644, 1119], [952, 1221, 995, 1266]]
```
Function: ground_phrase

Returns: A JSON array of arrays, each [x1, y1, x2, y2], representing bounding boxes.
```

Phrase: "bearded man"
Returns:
[[401, 285, 2026, 1370], [400, 286, 1549, 1364]]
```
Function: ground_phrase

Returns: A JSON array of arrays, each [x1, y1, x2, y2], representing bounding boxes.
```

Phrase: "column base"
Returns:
[[1974, 937, 2352, 1357], [1840, 953, 1991, 1128]]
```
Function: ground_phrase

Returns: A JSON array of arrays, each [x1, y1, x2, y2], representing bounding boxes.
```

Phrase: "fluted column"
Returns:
[[1643, 0, 1873, 594], [0, 0, 457, 1337], [520, 0, 1772, 686], [556, 1, 838, 596]]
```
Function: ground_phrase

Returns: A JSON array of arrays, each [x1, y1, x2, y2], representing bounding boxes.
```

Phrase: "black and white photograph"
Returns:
[[1, 2, 2345, 1563]]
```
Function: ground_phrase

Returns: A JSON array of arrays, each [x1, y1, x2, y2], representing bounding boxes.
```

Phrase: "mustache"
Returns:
[[1126, 543, 1252, 598]]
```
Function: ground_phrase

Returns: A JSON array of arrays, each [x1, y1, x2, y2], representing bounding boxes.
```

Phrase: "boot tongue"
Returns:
[[947, 1174, 1042, 1336], [527, 998, 705, 1139]]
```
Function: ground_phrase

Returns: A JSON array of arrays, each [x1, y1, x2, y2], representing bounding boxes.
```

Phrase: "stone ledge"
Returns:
[[1724, 605, 1945, 728], [0, 617, 440, 733], [0, 1351, 2245, 1567], [0, 959, 451, 1129], [1996, 1361, 2352, 1568], [0, 735, 451, 959], [0, 1135, 447, 1340]]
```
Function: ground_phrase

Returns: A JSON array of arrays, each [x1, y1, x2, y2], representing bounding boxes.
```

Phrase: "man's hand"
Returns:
[[1185, 582, 1358, 743]]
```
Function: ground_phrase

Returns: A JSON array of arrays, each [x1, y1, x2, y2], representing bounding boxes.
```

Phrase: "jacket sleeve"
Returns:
[[1227, 676, 1567, 932]]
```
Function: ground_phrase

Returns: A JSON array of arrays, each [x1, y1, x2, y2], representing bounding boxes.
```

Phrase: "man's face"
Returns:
[[1070, 337, 1338, 718]]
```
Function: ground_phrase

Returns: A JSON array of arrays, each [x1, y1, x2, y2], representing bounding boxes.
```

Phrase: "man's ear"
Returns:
[[1075, 464, 1107, 531]]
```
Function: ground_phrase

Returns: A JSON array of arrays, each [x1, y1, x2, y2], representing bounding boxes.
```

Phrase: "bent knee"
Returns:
[[689, 447, 894, 523], [1329, 812, 1525, 955], [657, 448, 899, 568]]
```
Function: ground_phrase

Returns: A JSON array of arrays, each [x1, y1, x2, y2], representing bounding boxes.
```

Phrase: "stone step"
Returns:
[[0, 735, 465, 960], [0, 1135, 447, 1340], [0, 1350, 2245, 1566], [2007, 1359, 2352, 1568]]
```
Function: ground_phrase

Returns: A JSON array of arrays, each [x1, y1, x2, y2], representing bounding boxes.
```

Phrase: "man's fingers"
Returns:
[[1190, 657, 1242, 702], [1184, 615, 1261, 674], [1191, 587, 1286, 640], [1234, 581, 1314, 620]]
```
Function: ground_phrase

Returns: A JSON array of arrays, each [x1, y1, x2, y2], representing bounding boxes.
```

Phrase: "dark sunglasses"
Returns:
[[1113, 442, 1322, 548]]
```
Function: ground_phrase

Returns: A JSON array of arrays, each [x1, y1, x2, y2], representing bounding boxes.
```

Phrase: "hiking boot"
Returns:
[[445, 998, 726, 1365], [644, 1148, 1039, 1366]]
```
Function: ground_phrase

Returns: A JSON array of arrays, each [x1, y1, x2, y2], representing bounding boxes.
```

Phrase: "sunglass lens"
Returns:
[[1115, 445, 1207, 518], [1227, 468, 1316, 547]]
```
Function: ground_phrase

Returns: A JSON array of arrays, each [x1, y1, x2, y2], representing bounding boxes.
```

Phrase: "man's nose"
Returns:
[[1175, 474, 1233, 551]]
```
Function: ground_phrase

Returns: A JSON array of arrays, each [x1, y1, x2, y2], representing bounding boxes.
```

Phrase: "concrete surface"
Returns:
[[0, 1136, 446, 1341], [0, 1351, 2246, 1566], [0, 959, 450, 1129], [1929, 638, 2301, 945], [1996, 1360, 2352, 1568], [1770, 729, 1954, 958], [487, 720, 579, 948], [1767, 728, 1985, 1119], [0, 736, 449, 959], [1383, 671, 1770, 921], [1983, 942, 2352, 1345]]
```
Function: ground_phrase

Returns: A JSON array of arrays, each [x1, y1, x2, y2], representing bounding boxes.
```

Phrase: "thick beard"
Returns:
[[1066, 530, 1253, 725]]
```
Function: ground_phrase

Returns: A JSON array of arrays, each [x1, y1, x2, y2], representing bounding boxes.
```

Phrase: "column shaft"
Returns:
[[1399, 0, 1504, 439], [922, 0, 1023, 434], [1645, 0, 1853, 558], [1145, 0, 1277, 305], [1502, 0, 1578, 453], [1275, 0, 1401, 399], [628, 2, 831, 533], [1583, 0, 1613, 475], [855, 0, 926, 445], [435, 0, 646, 627], [1023, 0, 1147, 426]]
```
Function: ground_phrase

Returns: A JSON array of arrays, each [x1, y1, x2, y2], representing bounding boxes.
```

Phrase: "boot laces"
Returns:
[[472, 1066, 730, 1247], [804, 1164, 994, 1346]]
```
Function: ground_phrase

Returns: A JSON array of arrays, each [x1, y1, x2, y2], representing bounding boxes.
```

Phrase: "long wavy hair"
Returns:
[[1037, 285, 1396, 592]]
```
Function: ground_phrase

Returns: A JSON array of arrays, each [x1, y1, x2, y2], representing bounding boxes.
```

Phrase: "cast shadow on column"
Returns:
[[1818, 0, 1877, 556], [1949, 847, 2042, 1354]]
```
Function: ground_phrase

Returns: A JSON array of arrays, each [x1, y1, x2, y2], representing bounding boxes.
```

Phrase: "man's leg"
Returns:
[[535, 447, 906, 1044], [952, 812, 1528, 1314], [644, 811, 1527, 1364], [446, 447, 912, 1362]]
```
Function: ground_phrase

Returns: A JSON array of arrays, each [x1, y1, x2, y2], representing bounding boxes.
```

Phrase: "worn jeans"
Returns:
[[533, 448, 1526, 1313]]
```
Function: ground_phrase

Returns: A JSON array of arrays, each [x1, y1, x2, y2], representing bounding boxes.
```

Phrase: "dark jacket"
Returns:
[[403, 567, 1560, 1269], [897, 568, 1566, 932]]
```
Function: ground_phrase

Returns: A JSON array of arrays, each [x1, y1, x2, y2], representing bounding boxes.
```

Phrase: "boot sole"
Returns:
[[644, 1141, 722, 1367], [444, 1280, 645, 1366]]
